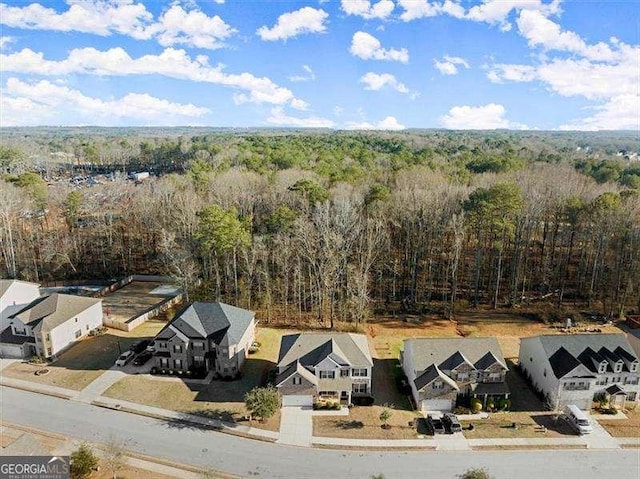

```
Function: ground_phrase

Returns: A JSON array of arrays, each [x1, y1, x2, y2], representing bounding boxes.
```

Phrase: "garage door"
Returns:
[[421, 399, 454, 412], [0, 343, 24, 359], [282, 395, 313, 407]]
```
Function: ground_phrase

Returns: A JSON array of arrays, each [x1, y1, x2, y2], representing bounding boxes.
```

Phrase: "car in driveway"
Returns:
[[442, 413, 462, 433], [129, 339, 151, 354], [115, 350, 135, 367], [426, 415, 446, 435], [133, 350, 153, 366]]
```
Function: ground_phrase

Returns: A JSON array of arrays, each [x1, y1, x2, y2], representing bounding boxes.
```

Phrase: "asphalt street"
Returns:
[[1, 387, 638, 479]]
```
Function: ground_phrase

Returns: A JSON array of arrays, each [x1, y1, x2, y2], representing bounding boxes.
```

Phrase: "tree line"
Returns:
[[1, 130, 639, 325]]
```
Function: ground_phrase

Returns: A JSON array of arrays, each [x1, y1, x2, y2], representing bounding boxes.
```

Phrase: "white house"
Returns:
[[0, 280, 41, 332], [519, 334, 640, 410], [0, 293, 103, 359], [275, 333, 373, 407]]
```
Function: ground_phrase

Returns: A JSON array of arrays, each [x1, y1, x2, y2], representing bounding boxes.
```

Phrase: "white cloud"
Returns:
[[559, 94, 640, 131], [1, 77, 210, 126], [359, 72, 409, 94], [441, 103, 526, 129], [434, 55, 470, 75], [0, 47, 306, 109], [288, 64, 315, 82], [256, 7, 328, 41], [0, 1, 236, 49], [397, 0, 464, 21], [350, 31, 409, 63], [341, 0, 394, 19], [345, 115, 405, 130], [0, 35, 14, 49], [266, 107, 334, 128], [154, 5, 236, 49], [466, 0, 561, 31]]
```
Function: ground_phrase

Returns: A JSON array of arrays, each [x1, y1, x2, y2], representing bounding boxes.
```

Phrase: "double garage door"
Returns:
[[282, 395, 313, 407], [421, 398, 454, 412]]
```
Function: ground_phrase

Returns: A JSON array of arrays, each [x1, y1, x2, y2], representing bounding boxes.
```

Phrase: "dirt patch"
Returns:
[[313, 405, 420, 440]]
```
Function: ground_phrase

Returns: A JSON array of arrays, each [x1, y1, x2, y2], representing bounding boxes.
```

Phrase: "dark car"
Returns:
[[442, 413, 462, 433], [130, 339, 151, 354], [133, 350, 153, 366], [426, 415, 446, 435]]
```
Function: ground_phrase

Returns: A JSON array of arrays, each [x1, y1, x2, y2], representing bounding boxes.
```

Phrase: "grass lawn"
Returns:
[[461, 412, 577, 439], [599, 409, 640, 437], [1, 320, 166, 391], [313, 405, 421, 440]]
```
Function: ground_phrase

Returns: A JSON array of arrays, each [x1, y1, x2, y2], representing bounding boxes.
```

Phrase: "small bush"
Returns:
[[70, 443, 98, 479], [470, 398, 482, 413], [28, 355, 46, 365]]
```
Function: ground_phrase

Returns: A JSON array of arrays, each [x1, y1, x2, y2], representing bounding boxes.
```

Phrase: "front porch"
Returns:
[[470, 382, 511, 409]]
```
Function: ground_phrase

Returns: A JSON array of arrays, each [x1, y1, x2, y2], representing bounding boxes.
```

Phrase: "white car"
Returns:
[[115, 350, 134, 367]]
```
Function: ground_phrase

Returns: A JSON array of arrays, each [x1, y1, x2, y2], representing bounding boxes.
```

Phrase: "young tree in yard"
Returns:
[[379, 408, 393, 428], [70, 443, 99, 479], [458, 468, 493, 479], [245, 386, 279, 422], [103, 437, 126, 479]]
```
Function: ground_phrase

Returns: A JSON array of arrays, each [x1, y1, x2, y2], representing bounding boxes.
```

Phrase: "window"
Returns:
[[74, 329, 82, 339], [160, 358, 169, 368], [86, 324, 89, 330], [46, 333, 50, 341], [596, 378, 608, 386], [74, 318, 78, 323], [352, 383, 367, 394], [627, 392, 637, 401], [599, 363, 608, 374], [457, 373, 469, 382], [625, 377, 638, 385], [319, 371, 335, 379], [194, 356, 204, 367], [46, 348, 52, 356], [340, 369, 350, 377], [433, 381, 444, 390], [318, 391, 336, 398], [352, 368, 367, 377], [193, 342, 204, 350], [614, 363, 623, 373], [174, 359, 182, 370], [173, 344, 182, 354], [488, 372, 501, 382], [631, 362, 638, 373], [543, 369, 547, 377], [293, 377, 302, 385]]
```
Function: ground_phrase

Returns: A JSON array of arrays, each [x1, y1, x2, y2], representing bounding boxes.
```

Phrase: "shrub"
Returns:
[[470, 398, 482, 413], [486, 400, 495, 411], [245, 386, 279, 421], [458, 467, 493, 479], [28, 355, 46, 365], [70, 443, 98, 479]]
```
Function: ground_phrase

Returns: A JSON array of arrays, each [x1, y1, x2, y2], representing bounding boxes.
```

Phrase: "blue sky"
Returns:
[[1, 0, 638, 130]]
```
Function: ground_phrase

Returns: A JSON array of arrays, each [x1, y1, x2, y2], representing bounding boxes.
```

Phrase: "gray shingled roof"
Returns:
[[403, 337, 508, 373], [277, 333, 373, 370], [414, 364, 459, 391], [10, 293, 101, 333], [549, 346, 583, 378], [0, 279, 40, 299], [275, 360, 318, 386], [156, 302, 254, 345]]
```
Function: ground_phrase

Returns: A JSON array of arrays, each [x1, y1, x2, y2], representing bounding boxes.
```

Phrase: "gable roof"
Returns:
[[414, 364, 459, 391], [275, 360, 319, 387], [403, 337, 508, 374], [10, 293, 101, 333], [438, 350, 474, 371], [549, 346, 584, 378], [277, 333, 373, 370], [474, 351, 507, 370], [533, 334, 639, 375], [0, 279, 40, 299], [155, 302, 254, 345]]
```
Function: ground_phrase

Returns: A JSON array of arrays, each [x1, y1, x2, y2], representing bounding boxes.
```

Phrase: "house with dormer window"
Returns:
[[518, 334, 639, 410], [401, 337, 510, 412], [275, 333, 373, 407]]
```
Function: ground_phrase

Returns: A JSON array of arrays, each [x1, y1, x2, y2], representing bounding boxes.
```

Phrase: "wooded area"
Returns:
[[1, 129, 639, 325]]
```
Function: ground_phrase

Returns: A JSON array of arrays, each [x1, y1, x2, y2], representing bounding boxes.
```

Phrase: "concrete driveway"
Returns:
[[277, 406, 313, 447]]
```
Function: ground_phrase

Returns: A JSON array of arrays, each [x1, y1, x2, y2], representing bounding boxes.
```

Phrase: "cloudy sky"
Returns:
[[1, 0, 638, 130]]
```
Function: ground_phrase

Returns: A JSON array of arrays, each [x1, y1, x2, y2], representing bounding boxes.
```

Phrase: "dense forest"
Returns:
[[1, 128, 639, 325]]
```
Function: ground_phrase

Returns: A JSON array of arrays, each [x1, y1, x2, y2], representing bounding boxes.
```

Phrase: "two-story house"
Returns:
[[152, 302, 256, 378], [519, 334, 640, 410], [0, 280, 40, 332], [275, 333, 374, 407], [401, 337, 510, 412], [0, 293, 103, 359]]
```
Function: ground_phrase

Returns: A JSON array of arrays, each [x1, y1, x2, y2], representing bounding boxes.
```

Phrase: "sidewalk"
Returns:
[[312, 436, 437, 448], [0, 375, 77, 399], [71, 368, 126, 404]]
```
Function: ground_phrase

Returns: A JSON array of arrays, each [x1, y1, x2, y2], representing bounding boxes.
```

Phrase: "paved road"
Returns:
[[1, 387, 638, 479]]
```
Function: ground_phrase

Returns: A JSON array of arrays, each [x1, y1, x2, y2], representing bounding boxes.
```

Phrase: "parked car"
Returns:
[[145, 341, 156, 352], [426, 415, 446, 435], [442, 413, 462, 433], [129, 339, 151, 354], [115, 350, 134, 367], [563, 404, 593, 435], [133, 350, 153, 366]]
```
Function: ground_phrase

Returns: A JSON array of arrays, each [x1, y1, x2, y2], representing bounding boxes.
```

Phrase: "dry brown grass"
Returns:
[[460, 412, 578, 439], [599, 409, 640, 438], [313, 405, 420, 440]]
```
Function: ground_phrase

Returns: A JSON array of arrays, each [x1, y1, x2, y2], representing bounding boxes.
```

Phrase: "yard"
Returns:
[[1, 320, 165, 391], [313, 405, 421, 440], [101, 325, 292, 431], [460, 412, 577, 438], [599, 409, 640, 438]]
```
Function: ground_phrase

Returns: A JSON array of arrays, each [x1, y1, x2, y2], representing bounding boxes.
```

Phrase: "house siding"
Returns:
[[47, 301, 103, 357]]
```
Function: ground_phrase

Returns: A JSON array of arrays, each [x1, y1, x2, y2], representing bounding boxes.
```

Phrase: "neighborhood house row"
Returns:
[[1, 279, 638, 412]]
